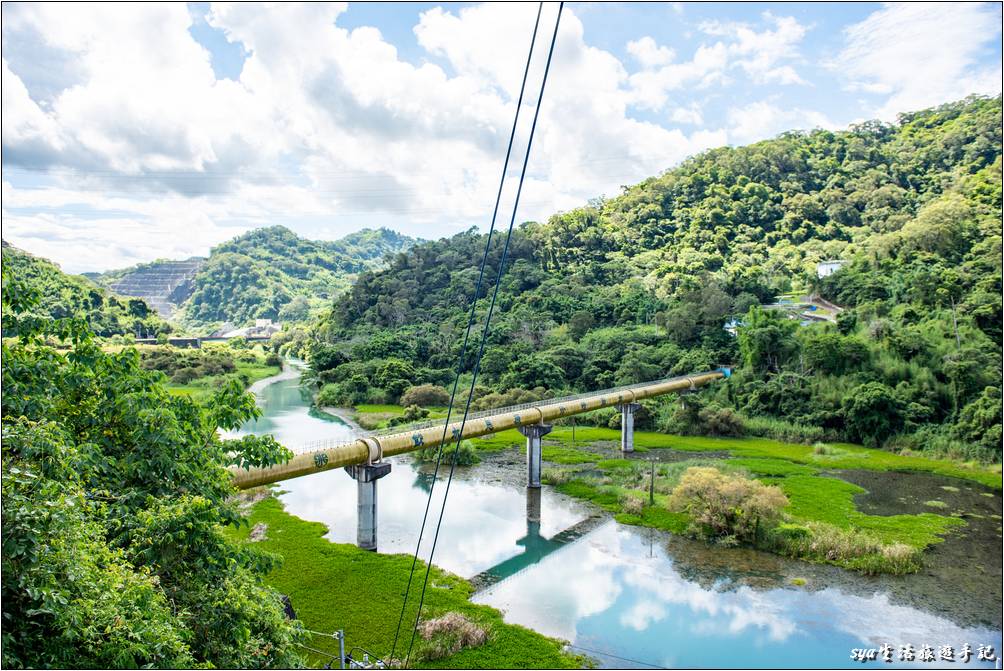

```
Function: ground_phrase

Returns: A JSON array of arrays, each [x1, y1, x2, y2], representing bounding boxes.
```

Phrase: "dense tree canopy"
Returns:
[[1, 242, 169, 339], [1, 257, 303, 667], [308, 96, 1002, 462], [183, 226, 416, 324]]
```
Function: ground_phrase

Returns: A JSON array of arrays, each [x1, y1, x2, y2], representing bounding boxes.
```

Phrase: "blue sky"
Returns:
[[2, 2, 1001, 272]]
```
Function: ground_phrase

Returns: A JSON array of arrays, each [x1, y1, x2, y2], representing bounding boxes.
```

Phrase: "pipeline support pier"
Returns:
[[232, 369, 729, 550]]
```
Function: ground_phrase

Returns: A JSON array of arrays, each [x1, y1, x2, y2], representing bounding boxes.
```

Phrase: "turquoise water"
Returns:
[[234, 370, 356, 447], [237, 371, 1003, 669]]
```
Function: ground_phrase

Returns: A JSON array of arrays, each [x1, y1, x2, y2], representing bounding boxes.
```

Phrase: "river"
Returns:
[[235, 368, 1003, 669]]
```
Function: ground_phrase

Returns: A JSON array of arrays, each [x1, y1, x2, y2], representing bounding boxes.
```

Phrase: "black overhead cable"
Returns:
[[387, 3, 544, 663], [404, 3, 564, 666]]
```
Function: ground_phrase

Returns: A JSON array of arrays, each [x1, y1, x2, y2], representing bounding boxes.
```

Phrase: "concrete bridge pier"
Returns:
[[618, 403, 641, 453], [518, 424, 553, 488], [345, 462, 392, 551], [526, 486, 542, 525]]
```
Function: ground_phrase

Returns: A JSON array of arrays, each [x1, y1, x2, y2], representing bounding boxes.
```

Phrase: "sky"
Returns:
[[2, 2, 1001, 273]]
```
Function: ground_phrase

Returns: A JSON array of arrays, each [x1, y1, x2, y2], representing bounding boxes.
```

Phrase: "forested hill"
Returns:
[[337, 96, 1000, 330], [96, 226, 416, 327], [310, 95, 1002, 462], [1, 241, 169, 338]]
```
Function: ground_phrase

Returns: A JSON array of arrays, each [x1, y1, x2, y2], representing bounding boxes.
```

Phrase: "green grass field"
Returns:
[[351, 404, 450, 430], [167, 359, 281, 403], [229, 497, 584, 669]]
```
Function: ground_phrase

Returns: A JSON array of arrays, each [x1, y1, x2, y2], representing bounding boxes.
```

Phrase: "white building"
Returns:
[[816, 260, 847, 278]]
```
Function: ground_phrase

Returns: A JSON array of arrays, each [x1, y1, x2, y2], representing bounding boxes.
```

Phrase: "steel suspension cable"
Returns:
[[404, 3, 564, 665], [387, 4, 544, 662]]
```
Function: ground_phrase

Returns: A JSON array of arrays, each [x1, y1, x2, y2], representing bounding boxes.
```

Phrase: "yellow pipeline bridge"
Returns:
[[232, 368, 728, 490]]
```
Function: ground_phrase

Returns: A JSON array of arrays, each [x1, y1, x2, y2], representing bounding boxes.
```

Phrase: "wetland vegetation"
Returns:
[[458, 425, 998, 575]]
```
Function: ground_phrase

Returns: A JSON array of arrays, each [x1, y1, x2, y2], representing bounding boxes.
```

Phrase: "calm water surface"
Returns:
[[237, 371, 1003, 669]]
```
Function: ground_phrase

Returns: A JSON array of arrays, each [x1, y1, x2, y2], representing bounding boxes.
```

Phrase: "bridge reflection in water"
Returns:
[[469, 488, 606, 590]]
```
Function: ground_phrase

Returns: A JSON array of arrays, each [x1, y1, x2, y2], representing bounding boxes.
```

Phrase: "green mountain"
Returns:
[[95, 226, 416, 327], [310, 95, 1002, 462], [1, 241, 169, 338]]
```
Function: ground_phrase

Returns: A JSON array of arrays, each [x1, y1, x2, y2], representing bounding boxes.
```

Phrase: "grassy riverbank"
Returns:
[[168, 357, 280, 403], [468, 426, 1000, 574], [96, 342, 282, 403], [349, 404, 449, 430], [148, 343, 281, 403], [229, 496, 585, 669]]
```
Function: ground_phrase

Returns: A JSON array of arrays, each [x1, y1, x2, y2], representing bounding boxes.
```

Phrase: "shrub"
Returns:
[[171, 367, 200, 384], [774, 521, 880, 561], [400, 384, 451, 407], [541, 467, 571, 485], [771, 521, 922, 575], [264, 352, 282, 367], [767, 523, 812, 546], [388, 404, 429, 427], [415, 440, 480, 466], [470, 387, 548, 411], [316, 384, 341, 407], [234, 350, 258, 363], [228, 336, 249, 350], [697, 405, 745, 436], [667, 467, 788, 543], [887, 425, 1000, 464], [743, 416, 831, 444], [619, 494, 645, 515], [879, 543, 920, 574], [415, 612, 488, 661]]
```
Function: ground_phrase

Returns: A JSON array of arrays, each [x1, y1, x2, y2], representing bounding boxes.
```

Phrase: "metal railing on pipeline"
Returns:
[[287, 372, 714, 456]]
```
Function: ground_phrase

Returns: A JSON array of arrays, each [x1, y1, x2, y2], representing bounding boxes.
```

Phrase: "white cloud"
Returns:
[[832, 2, 1003, 120], [625, 13, 808, 111], [3, 2, 734, 271], [627, 36, 675, 69], [699, 12, 809, 85], [726, 100, 837, 145], [2, 59, 65, 158], [626, 42, 729, 110], [7, 4, 265, 177], [670, 102, 704, 125]]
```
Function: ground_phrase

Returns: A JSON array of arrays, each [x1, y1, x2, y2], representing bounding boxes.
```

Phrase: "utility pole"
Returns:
[[334, 630, 346, 670]]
